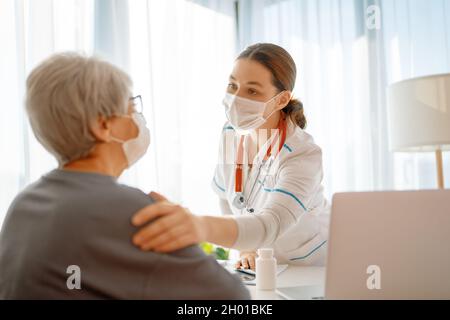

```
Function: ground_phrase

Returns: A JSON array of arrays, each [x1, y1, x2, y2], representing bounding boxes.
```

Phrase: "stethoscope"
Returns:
[[232, 117, 287, 213]]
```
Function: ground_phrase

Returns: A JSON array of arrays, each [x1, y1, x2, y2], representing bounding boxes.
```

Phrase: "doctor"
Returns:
[[132, 43, 330, 269]]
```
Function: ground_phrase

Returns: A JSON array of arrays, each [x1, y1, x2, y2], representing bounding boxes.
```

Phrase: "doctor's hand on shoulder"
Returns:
[[131, 191, 239, 253], [131, 191, 208, 253]]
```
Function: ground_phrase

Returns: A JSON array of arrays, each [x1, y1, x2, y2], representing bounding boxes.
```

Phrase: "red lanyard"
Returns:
[[235, 117, 287, 193]]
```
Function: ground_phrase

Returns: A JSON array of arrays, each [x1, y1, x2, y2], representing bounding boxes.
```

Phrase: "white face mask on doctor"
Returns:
[[222, 92, 284, 134], [110, 112, 151, 167]]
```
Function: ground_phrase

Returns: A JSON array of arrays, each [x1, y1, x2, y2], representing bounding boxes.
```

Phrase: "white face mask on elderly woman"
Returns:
[[222, 92, 284, 134], [110, 113, 151, 167]]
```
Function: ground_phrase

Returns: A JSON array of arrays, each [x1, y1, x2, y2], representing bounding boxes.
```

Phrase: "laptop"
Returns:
[[277, 190, 450, 300]]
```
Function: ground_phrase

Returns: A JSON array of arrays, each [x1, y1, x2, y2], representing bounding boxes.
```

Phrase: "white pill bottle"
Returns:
[[256, 248, 277, 290]]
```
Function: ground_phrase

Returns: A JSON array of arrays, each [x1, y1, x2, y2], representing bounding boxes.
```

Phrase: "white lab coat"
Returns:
[[212, 118, 330, 266]]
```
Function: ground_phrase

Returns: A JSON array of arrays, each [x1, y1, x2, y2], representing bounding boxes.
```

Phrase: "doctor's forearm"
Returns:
[[200, 215, 238, 248]]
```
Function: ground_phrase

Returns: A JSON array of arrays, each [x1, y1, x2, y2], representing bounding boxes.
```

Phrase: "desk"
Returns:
[[246, 266, 326, 300]]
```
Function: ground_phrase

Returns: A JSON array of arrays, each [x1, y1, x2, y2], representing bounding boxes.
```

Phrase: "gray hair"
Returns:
[[25, 52, 132, 165]]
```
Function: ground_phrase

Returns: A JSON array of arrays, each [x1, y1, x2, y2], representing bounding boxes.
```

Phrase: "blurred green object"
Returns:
[[199, 242, 214, 254], [214, 247, 229, 260], [200, 242, 230, 260]]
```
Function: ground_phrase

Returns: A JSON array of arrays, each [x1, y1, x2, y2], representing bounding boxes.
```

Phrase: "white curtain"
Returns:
[[0, 0, 95, 227], [237, 0, 450, 200], [0, 0, 237, 227], [2, 0, 450, 228], [123, 0, 236, 216], [380, 0, 450, 190]]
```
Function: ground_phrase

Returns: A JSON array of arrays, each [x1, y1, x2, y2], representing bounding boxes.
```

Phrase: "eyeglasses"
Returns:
[[129, 95, 143, 114]]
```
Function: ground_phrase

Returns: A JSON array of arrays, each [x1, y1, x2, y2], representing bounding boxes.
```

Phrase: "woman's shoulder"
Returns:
[[16, 169, 155, 219], [42, 169, 152, 204], [284, 124, 322, 159]]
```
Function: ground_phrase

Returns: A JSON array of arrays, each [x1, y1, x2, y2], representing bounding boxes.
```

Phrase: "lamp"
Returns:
[[387, 73, 450, 189]]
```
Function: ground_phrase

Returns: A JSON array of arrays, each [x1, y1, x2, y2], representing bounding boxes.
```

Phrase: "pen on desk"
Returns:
[[235, 268, 256, 276]]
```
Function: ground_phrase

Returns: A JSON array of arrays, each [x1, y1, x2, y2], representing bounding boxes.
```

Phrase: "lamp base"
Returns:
[[436, 149, 445, 189]]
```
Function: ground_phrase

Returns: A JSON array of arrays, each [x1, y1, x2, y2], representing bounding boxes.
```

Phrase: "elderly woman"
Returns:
[[0, 53, 249, 300]]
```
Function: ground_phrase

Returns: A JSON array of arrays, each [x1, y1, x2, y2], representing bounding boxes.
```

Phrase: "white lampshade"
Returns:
[[387, 73, 450, 152]]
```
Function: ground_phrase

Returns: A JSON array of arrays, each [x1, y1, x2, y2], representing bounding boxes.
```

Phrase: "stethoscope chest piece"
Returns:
[[232, 192, 246, 209]]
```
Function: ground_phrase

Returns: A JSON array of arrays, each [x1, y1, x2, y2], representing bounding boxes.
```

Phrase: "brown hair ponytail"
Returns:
[[283, 98, 306, 129], [237, 43, 307, 129]]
